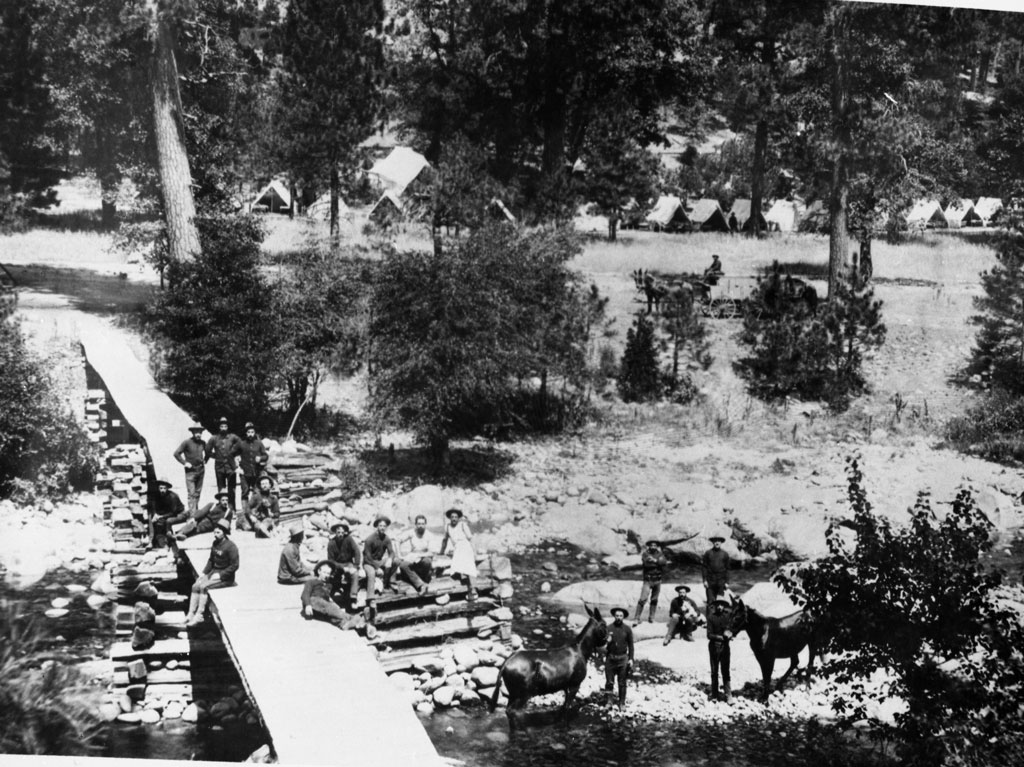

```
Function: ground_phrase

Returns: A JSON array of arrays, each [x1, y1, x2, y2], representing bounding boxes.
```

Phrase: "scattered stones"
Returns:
[[432, 686, 457, 707], [539, 581, 551, 593], [181, 703, 200, 723]]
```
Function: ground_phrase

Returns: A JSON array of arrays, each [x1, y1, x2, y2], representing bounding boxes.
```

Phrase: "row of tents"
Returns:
[[640, 194, 1007, 234]]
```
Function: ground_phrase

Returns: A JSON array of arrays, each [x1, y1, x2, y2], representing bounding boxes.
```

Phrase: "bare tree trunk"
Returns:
[[749, 39, 776, 241], [329, 164, 340, 248], [149, 3, 201, 263], [95, 122, 120, 231], [827, 6, 851, 301]]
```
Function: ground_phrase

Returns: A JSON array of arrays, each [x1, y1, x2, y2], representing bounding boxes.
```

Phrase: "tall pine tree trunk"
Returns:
[[329, 164, 341, 248], [827, 6, 851, 301], [149, 4, 201, 263], [749, 39, 776, 240]]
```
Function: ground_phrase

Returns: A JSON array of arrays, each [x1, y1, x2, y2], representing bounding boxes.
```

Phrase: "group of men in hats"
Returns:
[[601, 534, 734, 706]]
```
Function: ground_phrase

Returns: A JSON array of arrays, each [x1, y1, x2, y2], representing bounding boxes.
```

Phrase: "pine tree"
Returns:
[[618, 314, 661, 403]]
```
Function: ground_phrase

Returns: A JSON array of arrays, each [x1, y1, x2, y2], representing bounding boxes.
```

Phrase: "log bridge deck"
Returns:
[[80, 316, 444, 767]]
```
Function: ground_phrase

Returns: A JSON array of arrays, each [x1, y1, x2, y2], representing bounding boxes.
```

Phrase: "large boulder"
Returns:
[[471, 666, 500, 689], [432, 686, 458, 707]]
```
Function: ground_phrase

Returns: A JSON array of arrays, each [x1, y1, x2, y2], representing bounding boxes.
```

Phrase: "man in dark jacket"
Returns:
[[706, 596, 735, 702], [238, 474, 279, 537], [185, 519, 238, 626], [173, 423, 208, 513], [664, 584, 703, 644], [634, 540, 669, 625], [604, 607, 634, 707], [150, 478, 186, 547], [237, 422, 269, 505], [174, 492, 231, 540], [301, 562, 363, 630], [363, 516, 397, 618], [702, 535, 731, 606], [278, 523, 314, 584], [206, 417, 242, 512], [326, 520, 362, 610]]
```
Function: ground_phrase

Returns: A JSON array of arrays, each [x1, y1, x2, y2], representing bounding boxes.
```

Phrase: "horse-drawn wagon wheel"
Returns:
[[711, 297, 739, 319]]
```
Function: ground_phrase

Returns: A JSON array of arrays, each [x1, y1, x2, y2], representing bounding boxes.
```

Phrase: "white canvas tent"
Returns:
[[975, 197, 1004, 225], [368, 191, 404, 224], [249, 180, 291, 214], [905, 199, 948, 229], [730, 199, 768, 232], [944, 199, 982, 228], [765, 199, 804, 232], [306, 192, 350, 220], [645, 195, 691, 231], [687, 199, 730, 232], [368, 147, 430, 196]]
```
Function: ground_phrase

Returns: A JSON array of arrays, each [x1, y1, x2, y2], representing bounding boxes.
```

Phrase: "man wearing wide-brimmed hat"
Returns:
[[706, 595, 735, 702], [702, 533, 731, 607], [150, 478, 186, 548], [173, 423, 209, 513], [174, 490, 231, 540], [326, 520, 361, 611], [634, 539, 669, 626], [278, 522, 314, 585], [239, 474, 279, 538], [604, 607, 634, 707], [237, 421, 269, 506], [363, 516, 398, 617], [185, 518, 238, 626], [663, 584, 702, 645], [300, 561, 362, 631], [206, 417, 242, 514]]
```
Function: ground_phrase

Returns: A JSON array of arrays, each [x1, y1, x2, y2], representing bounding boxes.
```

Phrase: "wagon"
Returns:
[[691, 274, 759, 319]]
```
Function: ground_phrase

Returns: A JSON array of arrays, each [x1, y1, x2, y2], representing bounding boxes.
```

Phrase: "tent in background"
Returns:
[[368, 147, 430, 197], [306, 192, 350, 220], [368, 191, 404, 225], [974, 197, 1004, 226], [645, 195, 691, 231], [944, 199, 983, 228], [730, 199, 768, 232], [905, 199, 948, 229], [687, 199, 730, 232], [764, 199, 804, 232], [798, 200, 828, 233], [249, 180, 291, 214]]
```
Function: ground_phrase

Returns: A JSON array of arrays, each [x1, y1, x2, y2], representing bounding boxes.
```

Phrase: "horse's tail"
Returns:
[[488, 657, 511, 712]]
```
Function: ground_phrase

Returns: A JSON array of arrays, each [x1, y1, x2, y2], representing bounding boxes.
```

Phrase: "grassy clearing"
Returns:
[[572, 230, 997, 285], [1, 229, 120, 266]]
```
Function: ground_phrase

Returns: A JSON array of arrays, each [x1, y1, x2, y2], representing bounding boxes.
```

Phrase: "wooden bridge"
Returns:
[[80, 315, 445, 766]]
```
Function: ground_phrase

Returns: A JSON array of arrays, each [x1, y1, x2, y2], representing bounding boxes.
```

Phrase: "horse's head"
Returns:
[[581, 603, 609, 654], [631, 270, 644, 291], [727, 597, 748, 634]]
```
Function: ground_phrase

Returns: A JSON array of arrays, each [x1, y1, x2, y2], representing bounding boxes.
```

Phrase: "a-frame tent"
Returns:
[[974, 197, 1004, 226], [368, 147, 431, 197], [306, 191, 350, 220], [905, 199, 948, 229], [730, 199, 768, 232], [645, 195, 691, 231], [249, 180, 291, 214], [687, 199, 730, 232], [764, 199, 804, 232], [368, 191, 404, 224], [944, 199, 983, 228]]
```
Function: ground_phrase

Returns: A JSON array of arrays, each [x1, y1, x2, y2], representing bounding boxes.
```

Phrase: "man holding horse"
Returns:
[[604, 607, 634, 707], [707, 596, 734, 702]]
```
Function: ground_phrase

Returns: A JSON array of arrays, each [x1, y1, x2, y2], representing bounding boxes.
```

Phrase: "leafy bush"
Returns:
[[0, 603, 105, 754], [618, 314, 661, 402], [776, 459, 1024, 767], [737, 279, 886, 410], [945, 389, 1024, 463], [0, 320, 98, 499], [368, 224, 602, 460]]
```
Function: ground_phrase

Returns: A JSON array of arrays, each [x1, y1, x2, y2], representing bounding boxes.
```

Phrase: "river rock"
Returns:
[[98, 702, 121, 722], [181, 703, 200, 723], [418, 656, 445, 674], [435, 594, 451, 606], [542, 561, 558, 573], [509, 634, 523, 649], [131, 626, 155, 651], [475, 650, 501, 666], [44, 608, 68, 619], [163, 704, 183, 720], [452, 646, 478, 668], [415, 702, 435, 715], [420, 677, 445, 694], [139, 709, 161, 724], [50, 597, 71, 609], [118, 693, 134, 713], [134, 602, 156, 625], [389, 672, 416, 691], [540, 581, 551, 593], [471, 666, 500, 688], [433, 686, 457, 707], [458, 688, 482, 704], [86, 594, 107, 610], [442, 661, 458, 678], [247, 744, 274, 763], [117, 712, 142, 724]]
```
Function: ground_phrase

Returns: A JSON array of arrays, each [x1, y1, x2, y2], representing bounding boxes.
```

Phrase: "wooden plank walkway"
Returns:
[[79, 316, 443, 767]]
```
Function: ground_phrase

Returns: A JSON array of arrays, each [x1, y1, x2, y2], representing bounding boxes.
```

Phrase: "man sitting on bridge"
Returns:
[[278, 523, 315, 584], [363, 516, 398, 621], [238, 474, 279, 538], [150, 478, 186, 548], [185, 518, 238, 626], [326, 520, 362, 612], [174, 491, 231, 540], [397, 514, 438, 595], [301, 562, 363, 631]]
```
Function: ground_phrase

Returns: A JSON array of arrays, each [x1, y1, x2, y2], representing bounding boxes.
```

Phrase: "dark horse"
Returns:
[[731, 598, 822, 701], [760, 271, 818, 318], [631, 269, 694, 316], [488, 604, 608, 731]]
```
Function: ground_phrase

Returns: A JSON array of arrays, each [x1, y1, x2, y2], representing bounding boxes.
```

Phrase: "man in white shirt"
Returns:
[[398, 514, 438, 595]]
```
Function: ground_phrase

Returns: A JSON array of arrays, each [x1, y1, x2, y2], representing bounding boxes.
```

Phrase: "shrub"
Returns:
[[776, 459, 1024, 767], [618, 314, 661, 402], [945, 388, 1024, 463], [0, 320, 98, 499], [736, 279, 886, 410]]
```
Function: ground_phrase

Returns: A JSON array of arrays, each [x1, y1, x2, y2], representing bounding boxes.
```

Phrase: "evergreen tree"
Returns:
[[618, 314, 661, 403]]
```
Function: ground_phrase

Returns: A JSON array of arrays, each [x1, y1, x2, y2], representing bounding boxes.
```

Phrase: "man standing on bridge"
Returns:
[[173, 423, 208, 513], [237, 421, 268, 506], [185, 518, 238, 627], [207, 417, 242, 513]]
